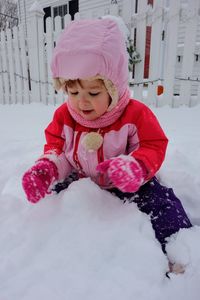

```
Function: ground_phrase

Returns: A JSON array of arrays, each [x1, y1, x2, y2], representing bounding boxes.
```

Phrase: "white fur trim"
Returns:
[[52, 75, 119, 111], [85, 75, 118, 111], [53, 78, 62, 91]]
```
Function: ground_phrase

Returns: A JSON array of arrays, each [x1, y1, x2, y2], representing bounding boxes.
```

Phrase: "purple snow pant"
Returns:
[[109, 177, 192, 252], [53, 175, 192, 253]]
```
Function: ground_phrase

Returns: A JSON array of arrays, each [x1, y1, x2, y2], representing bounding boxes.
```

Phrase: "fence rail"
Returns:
[[0, 0, 200, 107]]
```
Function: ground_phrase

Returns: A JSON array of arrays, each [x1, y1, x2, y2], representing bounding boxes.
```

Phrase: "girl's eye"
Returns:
[[89, 92, 100, 96], [70, 91, 78, 95]]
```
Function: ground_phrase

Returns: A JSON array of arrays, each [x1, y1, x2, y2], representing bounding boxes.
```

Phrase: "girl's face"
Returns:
[[67, 79, 110, 120]]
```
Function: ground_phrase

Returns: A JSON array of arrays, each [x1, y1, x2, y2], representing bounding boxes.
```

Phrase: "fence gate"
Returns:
[[0, 0, 200, 107]]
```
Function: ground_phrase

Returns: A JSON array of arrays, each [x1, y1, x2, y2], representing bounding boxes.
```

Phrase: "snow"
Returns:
[[0, 102, 200, 300], [29, 1, 44, 14]]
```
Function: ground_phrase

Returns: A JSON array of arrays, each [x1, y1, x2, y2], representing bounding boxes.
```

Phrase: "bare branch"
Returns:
[[0, 0, 18, 30]]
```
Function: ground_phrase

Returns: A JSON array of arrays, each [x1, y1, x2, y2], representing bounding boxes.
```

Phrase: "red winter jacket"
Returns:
[[41, 99, 168, 189]]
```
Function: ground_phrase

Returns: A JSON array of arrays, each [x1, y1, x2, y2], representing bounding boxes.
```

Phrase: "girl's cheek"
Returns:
[[68, 98, 76, 108], [68, 97, 74, 103]]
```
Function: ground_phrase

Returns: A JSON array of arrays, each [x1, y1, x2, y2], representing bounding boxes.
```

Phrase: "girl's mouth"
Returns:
[[81, 110, 93, 115]]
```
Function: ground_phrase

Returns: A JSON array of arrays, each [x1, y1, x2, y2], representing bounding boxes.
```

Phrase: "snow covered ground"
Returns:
[[0, 102, 200, 300]]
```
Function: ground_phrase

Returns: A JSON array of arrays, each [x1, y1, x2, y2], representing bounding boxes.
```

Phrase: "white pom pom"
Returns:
[[101, 15, 130, 41], [81, 132, 103, 151]]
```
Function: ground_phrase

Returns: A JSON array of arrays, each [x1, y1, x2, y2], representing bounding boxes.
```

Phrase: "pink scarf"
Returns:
[[67, 88, 130, 128]]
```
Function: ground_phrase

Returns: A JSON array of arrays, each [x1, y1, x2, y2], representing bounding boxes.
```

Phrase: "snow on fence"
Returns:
[[0, 0, 200, 107]]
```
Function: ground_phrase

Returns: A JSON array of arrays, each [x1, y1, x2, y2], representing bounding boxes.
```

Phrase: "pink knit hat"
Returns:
[[51, 18, 129, 110]]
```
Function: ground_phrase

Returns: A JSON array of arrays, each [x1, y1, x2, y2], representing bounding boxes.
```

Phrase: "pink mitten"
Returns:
[[97, 155, 145, 193], [22, 160, 58, 203]]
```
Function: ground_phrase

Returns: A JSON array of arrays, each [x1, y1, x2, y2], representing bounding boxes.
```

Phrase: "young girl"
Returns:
[[22, 18, 192, 274]]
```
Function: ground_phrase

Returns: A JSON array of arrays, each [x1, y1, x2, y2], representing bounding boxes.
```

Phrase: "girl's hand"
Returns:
[[22, 160, 58, 203], [97, 155, 145, 193]]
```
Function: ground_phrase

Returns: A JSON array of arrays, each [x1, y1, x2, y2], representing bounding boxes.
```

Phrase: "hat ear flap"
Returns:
[[86, 75, 119, 111], [53, 78, 63, 91], [103, 79, 119, 111]]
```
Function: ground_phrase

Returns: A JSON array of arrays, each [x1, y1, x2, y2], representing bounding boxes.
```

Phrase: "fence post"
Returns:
[[133, 0, 147, 101], [19, 24, 30, 104], [147, 0, 163, 106], [109, 2, 119, 16], [0, 30, 10, 104], [0, 45, 4, 104], [179, 0, 199, 107], [121, 0, 135, 29], [46, 16, 55, 105], [27, 2, 45, 102], [162, 0, 180, 107], [13, 26, 23, 104]]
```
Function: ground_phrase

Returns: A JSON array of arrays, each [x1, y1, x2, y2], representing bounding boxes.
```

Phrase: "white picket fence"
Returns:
[[0, 0, 200, 107]]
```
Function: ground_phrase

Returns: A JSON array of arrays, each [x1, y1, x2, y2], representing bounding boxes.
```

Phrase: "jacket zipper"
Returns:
[[97, 129, 105, 186], [73, 131, 85, 177]]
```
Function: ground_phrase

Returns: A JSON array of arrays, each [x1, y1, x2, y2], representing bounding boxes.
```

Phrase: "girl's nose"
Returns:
[[79, 95, 89, 104]]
